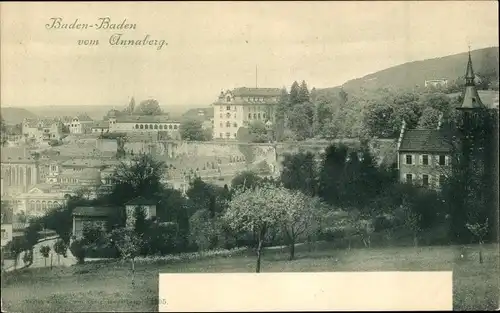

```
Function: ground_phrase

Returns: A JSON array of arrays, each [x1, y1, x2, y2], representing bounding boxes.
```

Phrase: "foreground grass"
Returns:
[[1, 243, 499, 312]]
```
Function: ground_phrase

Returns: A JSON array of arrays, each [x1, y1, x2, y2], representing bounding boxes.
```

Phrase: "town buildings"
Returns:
[[22, 118, 64, 144], [212, 87, 281, 140]]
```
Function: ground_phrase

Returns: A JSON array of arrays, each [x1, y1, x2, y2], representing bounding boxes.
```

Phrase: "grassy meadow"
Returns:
[[1, 243, 499, 312]]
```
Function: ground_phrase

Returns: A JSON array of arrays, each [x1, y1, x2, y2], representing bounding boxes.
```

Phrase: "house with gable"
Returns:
[[71, 196, 158, 239]]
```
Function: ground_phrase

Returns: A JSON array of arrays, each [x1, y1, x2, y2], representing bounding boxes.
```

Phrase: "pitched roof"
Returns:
[[115, 115, 178, 124], [399, 129, 454, 153], [125, 196, 157, 206], [231, 87, 281, 97], [72, 206, 117, 217], [91, 121, 110, 128], [76, 113, 93, 122]]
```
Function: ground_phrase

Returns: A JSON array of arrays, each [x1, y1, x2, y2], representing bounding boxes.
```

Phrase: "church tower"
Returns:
[[456, 48, 486, 129]]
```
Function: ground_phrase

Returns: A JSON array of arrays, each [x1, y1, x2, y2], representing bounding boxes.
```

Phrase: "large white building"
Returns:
[[212, 87, 281, 140]]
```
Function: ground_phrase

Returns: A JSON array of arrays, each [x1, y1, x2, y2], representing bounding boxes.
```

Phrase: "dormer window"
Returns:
[[226, 96, 231, 102]]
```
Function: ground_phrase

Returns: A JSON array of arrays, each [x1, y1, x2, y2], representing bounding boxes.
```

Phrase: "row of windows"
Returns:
[[404, 154, 448, 166], [405, 173, 446, 187], [220, 122, 238, 128], [219, 105, 269, 112], [220, 112, 236, 119], [219, 132, 237, 139], [133, 124, 178, 130], [248, 113, 266, 120]]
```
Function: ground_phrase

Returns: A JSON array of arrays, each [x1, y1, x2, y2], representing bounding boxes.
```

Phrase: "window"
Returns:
[[154, 124, 158, 129], [135, 124, 139, 129], [174, 125, 178, 129], [169, 125, 173, 129], [140, 124, 144, 129], [233, 122, 238, 128], [405, 155, 413, 165], [1, 229, 7, 239], [248, 113, 252, 119], [263, 113, 266, 119], [258, 113, 261, 119], [226, 112, 231, 118], [226, 121, 231, 127], [226, 132, 230, 138], [159, 125, 163, 130], [406, 174, 413, 183], [439, 175, 446, 186], [253, 113, 257, 119], [226, 97, 231, 103], [422, 174, 429, 187], [439, 155, 446, 165], [226, 106, 231, 111], [149, 124, 153, 129], [145, 124, 149, 129], [422, 155, 429, 165]]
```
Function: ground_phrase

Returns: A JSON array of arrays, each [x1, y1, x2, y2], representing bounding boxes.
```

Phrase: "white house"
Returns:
[[69, 114, 94, 134]]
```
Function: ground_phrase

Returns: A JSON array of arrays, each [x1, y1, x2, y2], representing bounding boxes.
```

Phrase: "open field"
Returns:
[[2, 243, 499, 312]]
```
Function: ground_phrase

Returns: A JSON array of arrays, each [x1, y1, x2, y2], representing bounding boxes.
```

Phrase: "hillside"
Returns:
[[0, 107, 38, 125], [316, 46, 499, 97]]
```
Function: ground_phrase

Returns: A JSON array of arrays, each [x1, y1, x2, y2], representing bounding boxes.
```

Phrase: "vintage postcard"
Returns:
[[1, 1, 499, 312]]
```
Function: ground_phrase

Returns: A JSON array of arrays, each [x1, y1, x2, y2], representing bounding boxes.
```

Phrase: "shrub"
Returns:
[[22, 250, 33, 266], [141, 222, 179, 255], [318, 227, 346, 242], [70, 239, 86, 264]]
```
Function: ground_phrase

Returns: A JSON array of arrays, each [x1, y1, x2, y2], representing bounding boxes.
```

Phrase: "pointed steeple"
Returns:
[[465, 48, 475, 86], [457, 47, 485, 111]]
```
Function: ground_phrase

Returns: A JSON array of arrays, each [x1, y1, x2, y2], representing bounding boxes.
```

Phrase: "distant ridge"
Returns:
[[0, 107, 38, 124], [317, 47, 499, 96]]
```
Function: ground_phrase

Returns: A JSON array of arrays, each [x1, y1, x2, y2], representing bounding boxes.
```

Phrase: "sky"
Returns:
[[1, 1, 498, 108]]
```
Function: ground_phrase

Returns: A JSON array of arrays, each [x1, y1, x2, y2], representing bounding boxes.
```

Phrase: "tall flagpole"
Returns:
[[255, 65, 258, 88]]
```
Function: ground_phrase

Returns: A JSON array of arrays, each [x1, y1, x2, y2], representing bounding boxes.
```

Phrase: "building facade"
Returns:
[[397, 120, 453, 189], [108, 115, 180, 134], [212, 87, 281, 140], [69, 114, 94, 134], [424, 79, 448, 88]]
